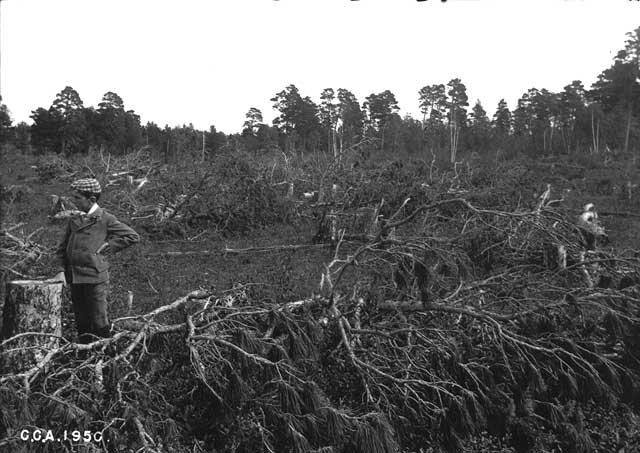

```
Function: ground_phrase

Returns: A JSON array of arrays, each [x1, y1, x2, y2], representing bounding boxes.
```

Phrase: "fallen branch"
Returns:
[[133, 417, 158, 453], [149, 243, 333, 256], [0, 222, 25, 233], [598, 210, 640, 218], [1, 192, 639, 452]]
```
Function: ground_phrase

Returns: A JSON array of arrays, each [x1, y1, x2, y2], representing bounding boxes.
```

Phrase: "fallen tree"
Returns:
[[1, 196, 640, 452]]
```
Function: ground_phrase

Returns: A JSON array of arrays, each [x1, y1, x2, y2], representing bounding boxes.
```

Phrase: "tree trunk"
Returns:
[[1, 280, 63, 374], [561, 129, 568, 155], [201, 131, 206, 162], [450, 124, 459, 164], [393, 128, 399, 154], [591, 109, 599, 154], [624, 104, 632, 155], [595, 118, 600, 154]]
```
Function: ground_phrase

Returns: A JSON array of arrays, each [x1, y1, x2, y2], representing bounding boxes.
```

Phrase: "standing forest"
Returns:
[[0, 26, 639, 453]]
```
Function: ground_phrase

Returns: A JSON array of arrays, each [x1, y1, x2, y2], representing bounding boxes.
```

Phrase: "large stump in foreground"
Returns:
[[1, 280, 63, 374]]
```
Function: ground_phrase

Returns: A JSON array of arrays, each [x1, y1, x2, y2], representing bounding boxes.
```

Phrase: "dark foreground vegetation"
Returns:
[[0, 24, 639, 453]]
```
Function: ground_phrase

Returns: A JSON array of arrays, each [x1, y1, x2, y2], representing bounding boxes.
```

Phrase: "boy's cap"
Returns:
[[71, 178, 102, 193]]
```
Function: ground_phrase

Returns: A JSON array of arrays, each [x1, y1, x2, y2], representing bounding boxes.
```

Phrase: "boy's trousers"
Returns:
[[70, 282, 110, 343]]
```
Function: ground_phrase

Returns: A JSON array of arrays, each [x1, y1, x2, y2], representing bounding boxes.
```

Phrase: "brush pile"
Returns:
[[0, 224, 47, 281], [2, 180, 640, 452]]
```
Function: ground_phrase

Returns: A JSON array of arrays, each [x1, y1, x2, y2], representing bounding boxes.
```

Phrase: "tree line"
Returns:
[[1, 26, 638, 162]]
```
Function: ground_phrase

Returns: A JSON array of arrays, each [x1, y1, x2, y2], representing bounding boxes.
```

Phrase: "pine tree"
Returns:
[[591, 26, 640, 154], [468, 100, 491, 153], [447, 78, 469, 162], [492, 99, 512, 135]]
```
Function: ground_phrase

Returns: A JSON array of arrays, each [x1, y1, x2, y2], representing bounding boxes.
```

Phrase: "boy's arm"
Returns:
[[47, 222, 70, 284], [54, 222, 71, 273], [104, 215, 140, 253]]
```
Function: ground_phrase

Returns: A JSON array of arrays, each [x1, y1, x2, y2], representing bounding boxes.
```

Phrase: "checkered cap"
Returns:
[[71, 178, 102, 194]]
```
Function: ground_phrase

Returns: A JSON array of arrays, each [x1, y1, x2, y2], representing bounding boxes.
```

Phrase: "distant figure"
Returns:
[[48, 178, 140, 343], [303, 190, 319, 202], [576, 203, 608, 250], [581, 203, 597, 222]]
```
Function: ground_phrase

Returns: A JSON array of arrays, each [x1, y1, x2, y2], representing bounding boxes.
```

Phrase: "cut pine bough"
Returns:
[[1, 197, 640, 451]]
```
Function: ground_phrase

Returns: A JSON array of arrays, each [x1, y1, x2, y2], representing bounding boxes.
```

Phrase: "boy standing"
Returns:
[[51, 178, 139, 343]]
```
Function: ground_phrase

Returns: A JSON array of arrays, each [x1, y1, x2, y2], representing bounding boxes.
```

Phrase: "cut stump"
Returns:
[[1, 280, 63, 374]]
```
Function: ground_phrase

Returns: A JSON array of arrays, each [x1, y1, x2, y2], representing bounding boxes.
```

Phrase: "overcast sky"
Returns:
[[1, 0, 638, 134]]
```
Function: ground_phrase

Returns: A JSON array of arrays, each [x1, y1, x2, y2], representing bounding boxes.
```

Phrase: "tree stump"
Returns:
[[1, 280, 63, 374]]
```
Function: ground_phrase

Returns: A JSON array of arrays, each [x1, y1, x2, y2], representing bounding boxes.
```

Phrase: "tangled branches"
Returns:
[[316, 194, 640, 450], [0, 224, 47, 280], [0, 285, 402, 452], [2, 194, 640, 451]]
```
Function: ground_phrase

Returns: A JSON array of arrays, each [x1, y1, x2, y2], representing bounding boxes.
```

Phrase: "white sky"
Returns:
[[1, 0, 638, 134]]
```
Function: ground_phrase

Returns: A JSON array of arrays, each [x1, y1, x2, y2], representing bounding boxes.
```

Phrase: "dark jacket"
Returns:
[[55, 207, 140, 284]]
